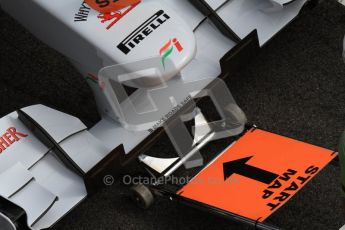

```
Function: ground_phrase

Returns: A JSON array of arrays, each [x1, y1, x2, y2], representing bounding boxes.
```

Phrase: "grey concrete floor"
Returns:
[[0, 1, 345, 229]]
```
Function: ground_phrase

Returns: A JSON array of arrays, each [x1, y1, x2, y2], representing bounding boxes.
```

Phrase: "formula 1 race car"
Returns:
[[0, 0, 336, 230]]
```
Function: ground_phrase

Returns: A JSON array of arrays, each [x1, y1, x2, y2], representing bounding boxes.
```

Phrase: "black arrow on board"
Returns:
[[223, 156, 278, 184]]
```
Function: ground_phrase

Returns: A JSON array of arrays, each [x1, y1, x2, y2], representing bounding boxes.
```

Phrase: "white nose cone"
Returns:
[[110, 1, 197, 87]]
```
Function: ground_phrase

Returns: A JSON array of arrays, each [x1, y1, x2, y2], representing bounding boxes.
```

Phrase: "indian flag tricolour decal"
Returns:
[[159, 38, 183, 68]]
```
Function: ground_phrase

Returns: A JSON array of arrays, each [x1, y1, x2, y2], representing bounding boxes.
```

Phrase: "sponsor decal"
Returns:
[[74, 2, 91, 22], [85, 0, 140, 13], [117, 10, 170, 55], [0, 127, 28, 154], [86, 73, 99, 84], [75, 1, 140, 30], [86, 73, 106, 91], [97, 1, 140, 29], [159, 38, 183, 68]]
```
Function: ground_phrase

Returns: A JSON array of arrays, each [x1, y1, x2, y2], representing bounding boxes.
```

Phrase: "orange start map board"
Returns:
[[178, 129, 336, 222]]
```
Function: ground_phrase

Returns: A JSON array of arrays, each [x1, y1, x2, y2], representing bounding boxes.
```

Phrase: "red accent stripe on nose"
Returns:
[[173, 38, 183, 52]]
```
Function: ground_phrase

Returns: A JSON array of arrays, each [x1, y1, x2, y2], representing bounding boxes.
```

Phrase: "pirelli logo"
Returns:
[[117, 10, 170, 54]]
